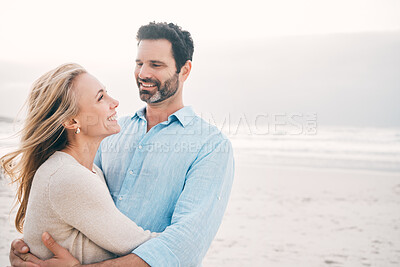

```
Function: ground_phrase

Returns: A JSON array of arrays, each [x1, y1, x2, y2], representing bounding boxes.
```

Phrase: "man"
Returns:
[[10, 22, 234, 267]]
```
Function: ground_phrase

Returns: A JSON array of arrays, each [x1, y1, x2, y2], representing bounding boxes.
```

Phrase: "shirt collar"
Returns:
[[131, 106, 196, 128], [169, 106, 196, 127], [132, 106, 146, 121]]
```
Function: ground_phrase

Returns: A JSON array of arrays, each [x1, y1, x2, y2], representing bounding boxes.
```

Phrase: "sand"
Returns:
[[203, 153, 400, 267], [1, 152, 400, 267], [0, 175, 20, 267]]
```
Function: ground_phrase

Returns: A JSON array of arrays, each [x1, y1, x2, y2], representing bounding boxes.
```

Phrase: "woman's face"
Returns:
[[73, 73, 120, 138]]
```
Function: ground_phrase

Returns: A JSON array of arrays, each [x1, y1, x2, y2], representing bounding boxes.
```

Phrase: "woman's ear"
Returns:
[[63, 119, 79, 131]]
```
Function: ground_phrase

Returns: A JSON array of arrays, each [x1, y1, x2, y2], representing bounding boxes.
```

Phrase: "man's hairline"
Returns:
[[136, 38, 172, 46]]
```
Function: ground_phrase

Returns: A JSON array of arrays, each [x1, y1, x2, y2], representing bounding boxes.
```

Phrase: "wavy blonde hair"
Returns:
[[0, 63, 86, 233]]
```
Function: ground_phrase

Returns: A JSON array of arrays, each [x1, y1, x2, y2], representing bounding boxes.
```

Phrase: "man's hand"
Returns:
[[9, 233, 81, 267], [39, 232, 81, 267]]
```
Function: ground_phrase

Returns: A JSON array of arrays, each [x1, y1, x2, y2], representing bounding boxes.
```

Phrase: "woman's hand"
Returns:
[[9, 232, 81, 267]]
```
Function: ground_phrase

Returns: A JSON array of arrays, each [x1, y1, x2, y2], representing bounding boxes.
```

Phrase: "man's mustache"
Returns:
[[138, 78, 160, 85]]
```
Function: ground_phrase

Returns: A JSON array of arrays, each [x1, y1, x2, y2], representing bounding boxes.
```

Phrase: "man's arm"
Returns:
[[85, 254, 148, 267], [10, 233, 149, 267], [89, 138, 234, 266], [132, 138, 235, 266]]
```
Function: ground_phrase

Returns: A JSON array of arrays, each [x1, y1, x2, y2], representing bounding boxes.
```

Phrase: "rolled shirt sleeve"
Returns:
[[132, 138, 235, 267]]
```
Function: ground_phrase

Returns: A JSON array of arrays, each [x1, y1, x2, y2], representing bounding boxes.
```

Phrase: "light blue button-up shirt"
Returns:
[[94, 106, 234, 267]]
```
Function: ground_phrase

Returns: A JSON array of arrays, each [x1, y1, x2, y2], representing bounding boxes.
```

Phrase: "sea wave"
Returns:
[[1, 121, 399, 173], [229, 126, 400, 173]]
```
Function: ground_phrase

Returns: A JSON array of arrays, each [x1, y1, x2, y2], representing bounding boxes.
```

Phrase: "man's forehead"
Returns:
[[137, 39, 173, 59]]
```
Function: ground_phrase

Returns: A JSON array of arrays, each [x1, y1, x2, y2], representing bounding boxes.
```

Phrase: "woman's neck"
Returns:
[[61, 137, 101, 172]]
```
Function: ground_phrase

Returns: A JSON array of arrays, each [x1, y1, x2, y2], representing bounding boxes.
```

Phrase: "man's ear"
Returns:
[[62, 119, 79, 131], [180, 60, 192, 81]]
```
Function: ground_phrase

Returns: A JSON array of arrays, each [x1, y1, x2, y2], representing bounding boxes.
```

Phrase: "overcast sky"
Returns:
[[1, 0, 399, 61], [0, 0, 399, 127]]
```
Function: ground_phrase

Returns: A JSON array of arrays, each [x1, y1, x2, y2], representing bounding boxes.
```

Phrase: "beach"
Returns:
[[203, 154, 400, 267], [1, 125, 400, 266], [0, 177, 19, 267]]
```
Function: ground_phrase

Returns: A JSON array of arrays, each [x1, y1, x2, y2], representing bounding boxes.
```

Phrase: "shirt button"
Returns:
[[142, 122, 145, 126], [218, 196, 221, 200], [129, 170, 134, 175], [119, 196, 123, 200], [138, 145, 143, 149]]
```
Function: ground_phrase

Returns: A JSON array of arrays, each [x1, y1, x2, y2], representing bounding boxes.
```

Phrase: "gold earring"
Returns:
[[75, 127, 80, 134]]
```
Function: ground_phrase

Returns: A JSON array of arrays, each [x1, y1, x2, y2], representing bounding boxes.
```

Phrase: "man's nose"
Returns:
[[138, 64, 151, 80]]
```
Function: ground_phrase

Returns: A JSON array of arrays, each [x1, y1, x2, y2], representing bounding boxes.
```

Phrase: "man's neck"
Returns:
[[145, 98, 184, 131]]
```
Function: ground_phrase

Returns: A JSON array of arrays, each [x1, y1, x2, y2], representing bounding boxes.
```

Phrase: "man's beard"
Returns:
[[138, 73, 179, 104]]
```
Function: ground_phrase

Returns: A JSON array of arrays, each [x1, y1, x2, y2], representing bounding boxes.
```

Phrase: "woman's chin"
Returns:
[[102, 121, 121, 136], [113, 126, 121, 135], [107, 124, 121, 136]]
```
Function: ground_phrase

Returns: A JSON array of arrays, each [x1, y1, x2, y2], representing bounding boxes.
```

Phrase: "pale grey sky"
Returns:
[[0, 0, 399, 126], [1, 0, 399, 61]]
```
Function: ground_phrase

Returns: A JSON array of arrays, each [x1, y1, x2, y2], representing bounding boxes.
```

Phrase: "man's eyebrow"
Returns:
[[150, 60, 165, 64], [135, 59, 165, 64]]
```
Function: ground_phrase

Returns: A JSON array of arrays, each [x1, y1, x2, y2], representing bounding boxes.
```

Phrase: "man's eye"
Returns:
[[153, 64, 161, 67], [136, 63, 143, 67], [98, 95, 104, 101]]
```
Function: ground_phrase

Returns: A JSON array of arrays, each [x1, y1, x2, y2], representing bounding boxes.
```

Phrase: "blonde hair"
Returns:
[[0, 63, 86, 233]]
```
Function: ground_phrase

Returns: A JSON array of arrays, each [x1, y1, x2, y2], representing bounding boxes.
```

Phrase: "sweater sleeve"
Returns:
[[48, 164, 158, 256]]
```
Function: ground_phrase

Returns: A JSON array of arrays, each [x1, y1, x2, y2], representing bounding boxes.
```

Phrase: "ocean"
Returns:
[[1, 121, 400, 174], [0, 121, 20, 157], [228, 126, 400, 173], [205, 116, 400, 174]]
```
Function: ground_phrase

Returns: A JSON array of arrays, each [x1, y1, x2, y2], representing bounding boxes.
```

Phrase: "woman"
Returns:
[[1, 63, 157, 264]]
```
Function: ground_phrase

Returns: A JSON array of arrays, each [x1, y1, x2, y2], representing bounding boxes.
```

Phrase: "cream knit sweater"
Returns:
[[24, 151, 157, 264]]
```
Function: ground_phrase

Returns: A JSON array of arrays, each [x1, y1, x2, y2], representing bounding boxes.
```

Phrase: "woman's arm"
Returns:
[[48, 164, 157, 256]]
